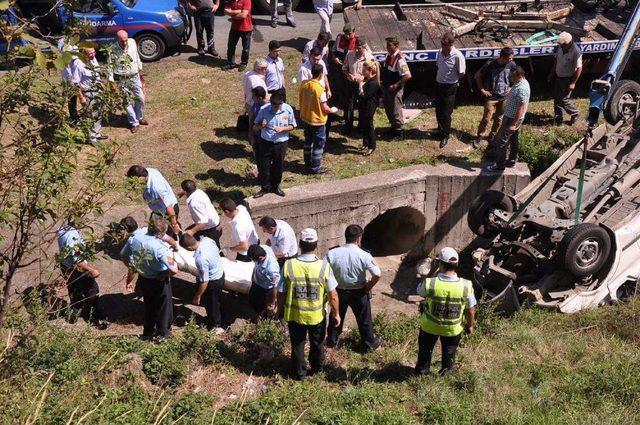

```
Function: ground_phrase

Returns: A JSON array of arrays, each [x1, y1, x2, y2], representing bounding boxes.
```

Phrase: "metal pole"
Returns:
[[574, 137, 588, 224]]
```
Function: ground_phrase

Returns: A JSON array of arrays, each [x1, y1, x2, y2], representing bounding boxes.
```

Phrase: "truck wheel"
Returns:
[[135, 33, 166, 62], [557, 223, 611, 278], [253, 0, 301, 14], [467, 190, 515, 238], [572, 0, 597, 11], [604, 79, 640, 125]]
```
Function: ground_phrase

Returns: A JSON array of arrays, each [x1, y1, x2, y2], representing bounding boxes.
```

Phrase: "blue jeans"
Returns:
[[303, 123, 326, 172], [227, 29, 252, 66], [118, 73, 144, 126]]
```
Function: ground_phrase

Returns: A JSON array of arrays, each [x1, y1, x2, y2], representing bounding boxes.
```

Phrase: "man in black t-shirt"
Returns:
[[473, 47, 515, 150]]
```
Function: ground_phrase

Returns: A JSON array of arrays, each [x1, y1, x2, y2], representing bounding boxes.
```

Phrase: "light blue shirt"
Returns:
[[194, 237, 224, 282], [313, 0, 333, 15], [504, 78, 530, 121], [254, 103, 297, 143], [120, 229, 175, 278], [71, 56, 101, 92], [265, 55, 284, 91], [278, 253, 338, 293], [325, 244, 381, 289], [143, 168, 178, 214], [57, 225, 84, 268], [416, 272, 477, 308], [252, 245, 281, 289]]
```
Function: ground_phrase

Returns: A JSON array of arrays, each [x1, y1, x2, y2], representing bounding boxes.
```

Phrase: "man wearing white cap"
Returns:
[[415, 247, 476, 376], [278, 228, 340, 380], [547, 32, 582, 126]]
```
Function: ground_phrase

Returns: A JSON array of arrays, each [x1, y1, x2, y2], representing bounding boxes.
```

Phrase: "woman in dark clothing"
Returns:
[[359, 60, 382, 156]]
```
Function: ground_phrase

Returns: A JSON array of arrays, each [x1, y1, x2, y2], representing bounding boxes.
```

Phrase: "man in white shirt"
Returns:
[[58, 37, 79, 121], [178, 179, 222, 245], [298, 47, 331, 95], [109, 30, 147, 133], [434, 32, 465, 148], [220, 198, 259, 262], [258, 216, 298, 267], [547, 32, 582, 126], [243, 58, 269, 143], [71, 46, 107, 144], [302, 33, 330, 63]]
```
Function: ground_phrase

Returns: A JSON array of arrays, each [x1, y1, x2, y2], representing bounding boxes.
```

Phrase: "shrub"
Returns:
[[141, 343, 187, 388], [373, 313, 419, 346]]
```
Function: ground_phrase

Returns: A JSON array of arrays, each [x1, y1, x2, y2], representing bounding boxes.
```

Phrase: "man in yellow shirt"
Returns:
[[299, 63, 336, 175]]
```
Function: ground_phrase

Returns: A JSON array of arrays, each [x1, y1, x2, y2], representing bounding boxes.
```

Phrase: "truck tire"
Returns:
[[135, 33, 166, 62], [253, 0, 301, 14], [557, 223, 611, 278], [468, 190, 515, 238], [572, 0, 597, 12], [604, 79, 640, 125]]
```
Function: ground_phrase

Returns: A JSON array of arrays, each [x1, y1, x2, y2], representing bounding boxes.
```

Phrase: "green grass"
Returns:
[[109, 55, 590, 202], [1, 300, 639, 424]]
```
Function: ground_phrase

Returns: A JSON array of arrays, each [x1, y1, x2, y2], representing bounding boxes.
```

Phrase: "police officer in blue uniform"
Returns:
[[180, 233, 226, 333], [120, 215, 178, 340], [247, 243, 281, 319], [325, 224, 382, 351], [57, 222, 108, 329]]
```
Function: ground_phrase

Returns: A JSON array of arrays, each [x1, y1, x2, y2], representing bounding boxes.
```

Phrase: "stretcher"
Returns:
[[171, 246, 254, 294]]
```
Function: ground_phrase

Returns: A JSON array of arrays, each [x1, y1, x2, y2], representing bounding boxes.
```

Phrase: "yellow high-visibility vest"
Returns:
[[283, 257, 330, 325], [420, 276, 472, 336]]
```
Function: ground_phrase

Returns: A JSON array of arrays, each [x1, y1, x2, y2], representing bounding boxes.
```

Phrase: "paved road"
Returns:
[[167, 7, 345, 61]]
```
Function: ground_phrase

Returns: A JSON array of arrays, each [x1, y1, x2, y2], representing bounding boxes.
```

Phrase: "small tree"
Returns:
[[0, 1, 126, 324]]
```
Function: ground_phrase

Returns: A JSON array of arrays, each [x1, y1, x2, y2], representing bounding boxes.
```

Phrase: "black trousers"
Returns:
[[248, 283, 276, 318], [359, 112, 376, 149], [435, 82, 458, 137], [415, 329, 461, 375], [139, 275, 173, 338], [288, 319, 326, 379], [256, 138, 287, 191], [201, 273, 225, 329], [327, 287, 376, 348], [194, 8, 215, 52], [226, 29, 252, 66], [344, 81, 359, 131], [187, 223, 223, 247], [236, 252, 251, 262], [68, 96, 79, 121], [62, 266, 101, 322], [268, 87, 287, 103]]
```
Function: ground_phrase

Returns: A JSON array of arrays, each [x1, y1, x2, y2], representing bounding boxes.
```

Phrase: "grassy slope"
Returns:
[[1, 300, 639, 424], [109, 55, 588, 201]]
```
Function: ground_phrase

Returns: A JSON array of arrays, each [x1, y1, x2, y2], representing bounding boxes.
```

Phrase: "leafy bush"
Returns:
[[373, 313, 419, 346], [141, 343, 187, 388], [519, 127, 580, 177]]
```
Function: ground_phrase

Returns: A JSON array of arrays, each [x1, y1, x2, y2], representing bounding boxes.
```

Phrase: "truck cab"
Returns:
[[16, 0, 187, 61]]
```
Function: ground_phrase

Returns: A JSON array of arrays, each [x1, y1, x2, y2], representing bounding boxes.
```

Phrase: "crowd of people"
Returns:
[[53, 4, 586, 380]]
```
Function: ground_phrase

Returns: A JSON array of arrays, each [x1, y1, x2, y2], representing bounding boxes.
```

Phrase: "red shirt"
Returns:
[[228, 0, 252, 32]]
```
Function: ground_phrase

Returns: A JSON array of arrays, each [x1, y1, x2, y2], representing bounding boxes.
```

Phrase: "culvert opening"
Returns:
[[361, 207, 426, 257]]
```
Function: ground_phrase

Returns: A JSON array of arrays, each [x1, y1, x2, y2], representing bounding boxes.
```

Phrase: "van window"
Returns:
[[72, 0, 110, 14]]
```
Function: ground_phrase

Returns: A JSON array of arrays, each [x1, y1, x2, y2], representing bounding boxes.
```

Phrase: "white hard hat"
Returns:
[[557, 32, 572, 45], [300, 228, 318, 243], [436, 247, 459, 265]]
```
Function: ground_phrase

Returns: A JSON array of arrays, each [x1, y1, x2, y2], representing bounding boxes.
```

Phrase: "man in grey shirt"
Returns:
[[434, 32, 465, 149], [188, 0, 220, 57], [547, 32, 582, 126], [325, 224, 382, 351]]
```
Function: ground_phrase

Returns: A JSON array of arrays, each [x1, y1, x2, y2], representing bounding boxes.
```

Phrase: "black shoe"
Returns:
[[439, 367, 456, 376], [568, 114, 580, 125], [209, 48, 219, 57], [554, 115, 563, 126], [253, 189, 269, 198], [365, 336, 382, 352], [505, 159, 516, 168], [487, 163, 505, 172], [270, 20, 277, 28], [287, 19, 297, 27], [440, 136, 450, 149], [96, 134, 109, 140], [326, 338, 337, 348], [222, 63, 236, 71], [93, 320, 109, 330], [238, 64, 247, 72], [310, 167, 328, 175], [413, 367, 432, 377], [472, 138, 482, 149], [272, 187, 285, 197]]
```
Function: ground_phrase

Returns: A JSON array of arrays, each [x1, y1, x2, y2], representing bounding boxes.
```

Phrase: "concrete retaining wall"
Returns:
[[247, 162, 530, 254]]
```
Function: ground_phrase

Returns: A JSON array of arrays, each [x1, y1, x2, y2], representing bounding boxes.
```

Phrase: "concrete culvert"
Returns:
[[361, 207, 426, 256]]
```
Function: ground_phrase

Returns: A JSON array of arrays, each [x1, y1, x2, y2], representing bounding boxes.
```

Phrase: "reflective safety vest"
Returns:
[[283, 258, 331, 326], [420, 276, 472, 336]]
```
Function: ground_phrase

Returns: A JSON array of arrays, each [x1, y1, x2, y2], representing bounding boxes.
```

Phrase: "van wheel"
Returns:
[[135, 33, 166, 62], [253, 0, 301, 15], [557, 223, 611, 278], [467, 190, 515, 238], [604, 79, 640, 125]]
